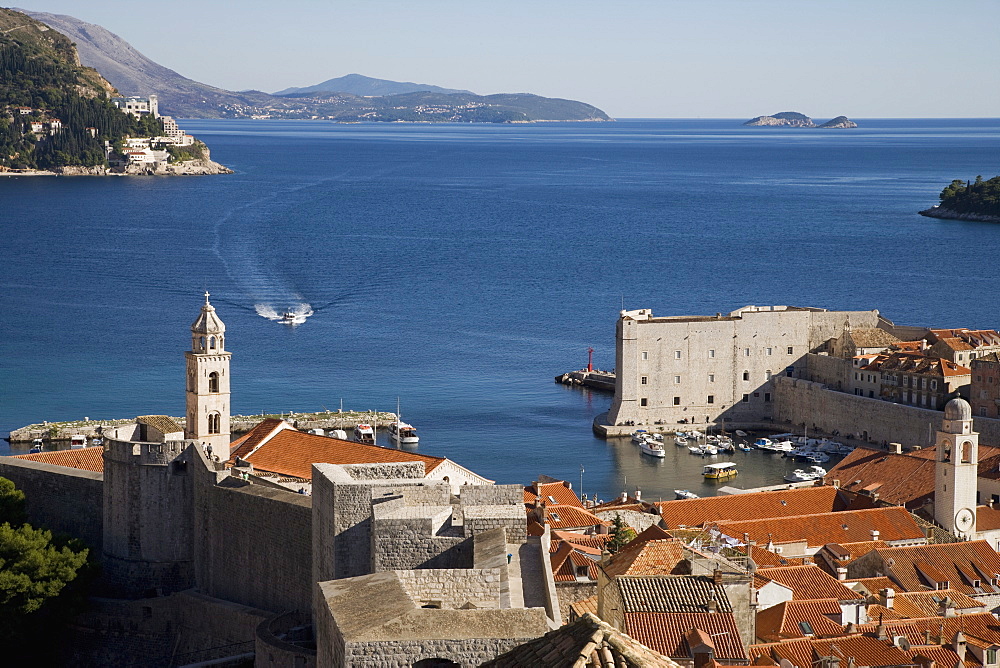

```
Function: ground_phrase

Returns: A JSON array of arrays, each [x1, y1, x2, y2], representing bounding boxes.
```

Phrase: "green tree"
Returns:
[[607, 513, 637, 554], [0, 477, 26, 525]]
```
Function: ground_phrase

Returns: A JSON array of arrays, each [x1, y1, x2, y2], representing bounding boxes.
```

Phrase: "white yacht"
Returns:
[[639, 437, 666, 458], [674, 489, 699, 500], [353, 423, 375, 444], [388, 421, 419, 445]]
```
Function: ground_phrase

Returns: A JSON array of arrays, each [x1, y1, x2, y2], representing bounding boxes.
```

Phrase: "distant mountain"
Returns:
[[274, 73, 474, 97], [18, 9, 610, 123], [16, 8, 277, 118]]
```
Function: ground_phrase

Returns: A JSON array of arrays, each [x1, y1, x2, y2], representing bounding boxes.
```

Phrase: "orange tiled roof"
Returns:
[[890, 589, 985, 618], [625, 612, 747, 662], [855, 612, 1000, 649], [653, 486, 859, 529], [532, 505, 609, 531], [602, 539, 688, 578], [568, 594, 598, 621], [755, 598, 846, 642], [755, 565, 864, 601], [863, 604, 907, 621], [228, 418, 285, 458], [750, 635, 913, 668], [860, 541, 1000, 597], [736, 543, 805, 568], [713, 506, 925, 549], [845, 576, 896, 594], [975, 504, 1000, 531], [864, 351, 971, 377], [551, 530, 612, 552], [928, 328, 1000, 349], [229, 421, 445, 480], [825, 447, 939, 508], [12, 446, 104, 473], [524, 480, 584, 508], [551, 541, 600, 582]]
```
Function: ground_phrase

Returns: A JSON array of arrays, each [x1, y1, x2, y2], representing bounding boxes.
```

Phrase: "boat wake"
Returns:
[[256, 302, 314, 326]]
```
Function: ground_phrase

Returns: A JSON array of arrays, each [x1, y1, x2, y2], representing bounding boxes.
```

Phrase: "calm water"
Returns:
[[2, 118, 999, 501]]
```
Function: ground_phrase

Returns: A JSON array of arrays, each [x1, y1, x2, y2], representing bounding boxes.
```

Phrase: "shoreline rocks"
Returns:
[[919, 205, 1000, 223], [0, 158, 232, 177]]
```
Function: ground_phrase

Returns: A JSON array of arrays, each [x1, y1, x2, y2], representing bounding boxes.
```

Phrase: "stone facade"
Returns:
[[184, 293, 231, 451], [607, 305, 881, 428], [972, 354, 1000, 419]]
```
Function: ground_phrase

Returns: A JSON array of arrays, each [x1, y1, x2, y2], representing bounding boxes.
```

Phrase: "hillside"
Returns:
[[274, 73, 474, 97], [920, 176, 1000, 222], [16, 8, 277, 118], [0, 8, 155, 169], [744, 112, 816, 127], [20, 9, 610, 123]]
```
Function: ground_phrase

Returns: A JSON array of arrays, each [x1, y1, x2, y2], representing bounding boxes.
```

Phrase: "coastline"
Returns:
[[919, 205, 1000, 223], [0, 158, 232, 177]]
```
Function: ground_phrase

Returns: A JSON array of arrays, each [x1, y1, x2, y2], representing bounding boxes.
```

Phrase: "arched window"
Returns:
[[962, 441, 973, 463], [208, 413, 221, 434], [199, 336, 206, 351], [208, 372, 220, 393], [209, 336, 216, 349]]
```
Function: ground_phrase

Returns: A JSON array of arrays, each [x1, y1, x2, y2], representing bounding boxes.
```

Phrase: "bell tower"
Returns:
[[934, 397, 978, 538], [185, 292, 231, 452]]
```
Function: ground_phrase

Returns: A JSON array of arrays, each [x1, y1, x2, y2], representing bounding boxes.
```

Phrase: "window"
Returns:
[[798, 621, 815, 636], [208, 412, 221, 434], [787, 346, 794, 355], [766, 370, 772, 380], [984, 407, 989, 417], [708, 349, 715, 358], [673, 396, 680, 406], [640, 398, 648, 407], [708, 395, 715, 404], [742, 394, 749, 402], [744, 348, 751, 356], [208, 371, 220, 393], [674, 350, 682, 359], [742, 371, 750, 381], [708, 374, 715, 383], [674, 375, 681, 384], [986, 649, 996, 665], [641, 351, 648, 360], [641, 376, 648, 385], [766, 347, 773, 355], [764, 393, 771, 402]]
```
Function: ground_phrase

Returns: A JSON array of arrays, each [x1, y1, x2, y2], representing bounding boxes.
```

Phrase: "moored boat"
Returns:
[[675, 489, 699, 500], [388, 421, 419, 445], [639, 437, 666, 458], [631, 429, 649, 444], [70, 434, 87, 449], [353, 424, 375, 444], [675, 436, 688, 447], [703, 461, 738, 480]]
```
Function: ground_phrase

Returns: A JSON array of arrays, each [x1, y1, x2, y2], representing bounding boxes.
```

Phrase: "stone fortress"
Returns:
[[600, 304, 1000, 450], [0, 296, 567, 667]]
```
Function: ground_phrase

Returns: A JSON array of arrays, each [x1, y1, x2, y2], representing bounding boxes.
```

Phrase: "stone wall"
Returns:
[[343, 636, 530, 668], [0, 457, 103, 552], [395, 569, 501, 609], [555, 581, 597, 623], [802, 353, 853, 390], [255, 611, 317, 668], [774, 376, 1000, 448]]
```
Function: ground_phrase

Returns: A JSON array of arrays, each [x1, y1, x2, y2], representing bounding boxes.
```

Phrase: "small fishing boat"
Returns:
[[675, 436, 688, 447], [737, 443, 752, 452], [29, 438, 43, 454], [783, 465, 827, 483], [353, 424, 375, 444], [631, 429, 649, 444], [752, 437, 772, 449], [278, 310, 307, 325], [689, 444, 719, 456], [674, 489, 699, 500], [703, 461, 738, 480], [639, 437, 666, 458]]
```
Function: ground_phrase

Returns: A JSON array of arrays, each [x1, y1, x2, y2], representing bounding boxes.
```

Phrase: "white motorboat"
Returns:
[[70, 434, 87, 449], [675, 436, 688, 447], [806, 452, 830, 464], [688, 430, 704, 439], [737, 442, 752, 452], [278, 310, 308, 326], [735, 430, 748, 437], [783, 465, 828, 483], [650, 433, 664, 442], [761, 440, 795, 453], [631, 429, 649, 444], [639, 437, 666, 458], [353, 424, 375, 444], [688, 444, 719, 456], [752, 437, 773, 449], [675, 489, 700, 500], [388, 421, 419, 445]]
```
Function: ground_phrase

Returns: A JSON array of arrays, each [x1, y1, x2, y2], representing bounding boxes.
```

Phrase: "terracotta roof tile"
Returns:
[[551, 541, 600, 582], [855, 612, 1000, 649], [617, 576, 733, 614], [482, 612, 678, 668], [848, 328, 902, 348], [825, 447, 940, 508], [890, 589, 985, 618], [755, 565, 864, 601], [228, 421, 446, 480], [602, 539, 688, 578], [568, 595, 598, 621], [713, 506, 925, 549], [524, 480, 584, 508], [532, 505, 609, 530], [228, 418, 285, 459], [975, 504, 1000, 531], [845, 576, 897, 594], [736, 544, 805, 568], [625, 612, 748, 662], [551, 531, 612, 552], [750, 635, 913, 668], [11, 446, 104, 473], [755, 598, 846, 642], [860, 541, 1000, 597], [136, 415, 183, 434], [653, 486, 852, 529]]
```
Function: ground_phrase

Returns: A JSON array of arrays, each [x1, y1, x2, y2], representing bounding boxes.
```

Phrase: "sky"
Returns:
[[10, 0, 1000, 118]]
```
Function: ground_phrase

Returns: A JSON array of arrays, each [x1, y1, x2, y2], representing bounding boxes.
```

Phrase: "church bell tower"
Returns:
[[934, 397, 978, 538], [185, 292, 231, 452]]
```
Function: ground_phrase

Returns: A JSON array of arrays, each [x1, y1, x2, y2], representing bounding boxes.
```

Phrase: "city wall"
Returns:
[[0, 457, 103, 551], [774, 376, 1000, 447]]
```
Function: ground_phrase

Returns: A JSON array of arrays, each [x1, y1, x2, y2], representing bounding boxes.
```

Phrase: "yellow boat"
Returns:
[[703, 462, 738, 480]]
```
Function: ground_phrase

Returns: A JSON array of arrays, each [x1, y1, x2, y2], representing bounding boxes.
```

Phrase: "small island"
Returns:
[[920, 176, 1000, 222], [0, 8, 229, 176], [743, 111, 857, 128]]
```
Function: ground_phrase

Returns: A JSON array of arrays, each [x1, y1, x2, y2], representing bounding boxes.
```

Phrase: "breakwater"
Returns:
[[554, 369, 615, 392], [7, 410, 398, 445]]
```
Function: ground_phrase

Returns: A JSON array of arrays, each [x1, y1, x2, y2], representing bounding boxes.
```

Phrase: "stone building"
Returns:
[[865, 352, 971, 409], [971, 353, 1000, 419], [605, 305, 881, 430], [113, 94, 159, 118], [927, 328, 1000, 366], [185, 292, 231, 451]]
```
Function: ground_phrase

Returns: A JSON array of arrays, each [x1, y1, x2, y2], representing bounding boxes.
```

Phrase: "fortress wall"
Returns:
[[802, 353, 853, 390], [774, 377, 1000, 448], [0, 457, 103, 551], [198, 481, 313, 613]]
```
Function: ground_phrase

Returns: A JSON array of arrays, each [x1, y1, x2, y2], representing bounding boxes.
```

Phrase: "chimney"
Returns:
[[953, 631, 967, 662], [890, 442, 903, 454], [635, 490, 641, 502], [712, 568, 724, 585], [940, 596, 955, 618], [621, 491, 628, 504], [836, 566, 848, 581], [707, 595, 718, 613], [879, 587, 895, 609], [923, 630, 932, 645], [871, 529, 881, 541]]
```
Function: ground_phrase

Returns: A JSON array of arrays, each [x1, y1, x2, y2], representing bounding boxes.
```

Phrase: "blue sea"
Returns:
[[2, 118, 999, 503]]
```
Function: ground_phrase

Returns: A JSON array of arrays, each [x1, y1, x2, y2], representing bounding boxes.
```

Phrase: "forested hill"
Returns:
[[938, 176, 1000, 218], [0, 8, 160, 170]]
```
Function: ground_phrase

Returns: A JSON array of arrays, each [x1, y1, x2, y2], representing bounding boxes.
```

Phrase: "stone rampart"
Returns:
[[341, 636, 528, 667], [0, 456, 103, 552], [395, 569, 501, 609], [774, 376, 1000, 447], [256, 611, 317, 668]]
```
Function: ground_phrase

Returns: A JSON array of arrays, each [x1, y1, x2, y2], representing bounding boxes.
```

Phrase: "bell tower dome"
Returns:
[[934, 396, 978, 538], [184, 292, 231, 452]]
